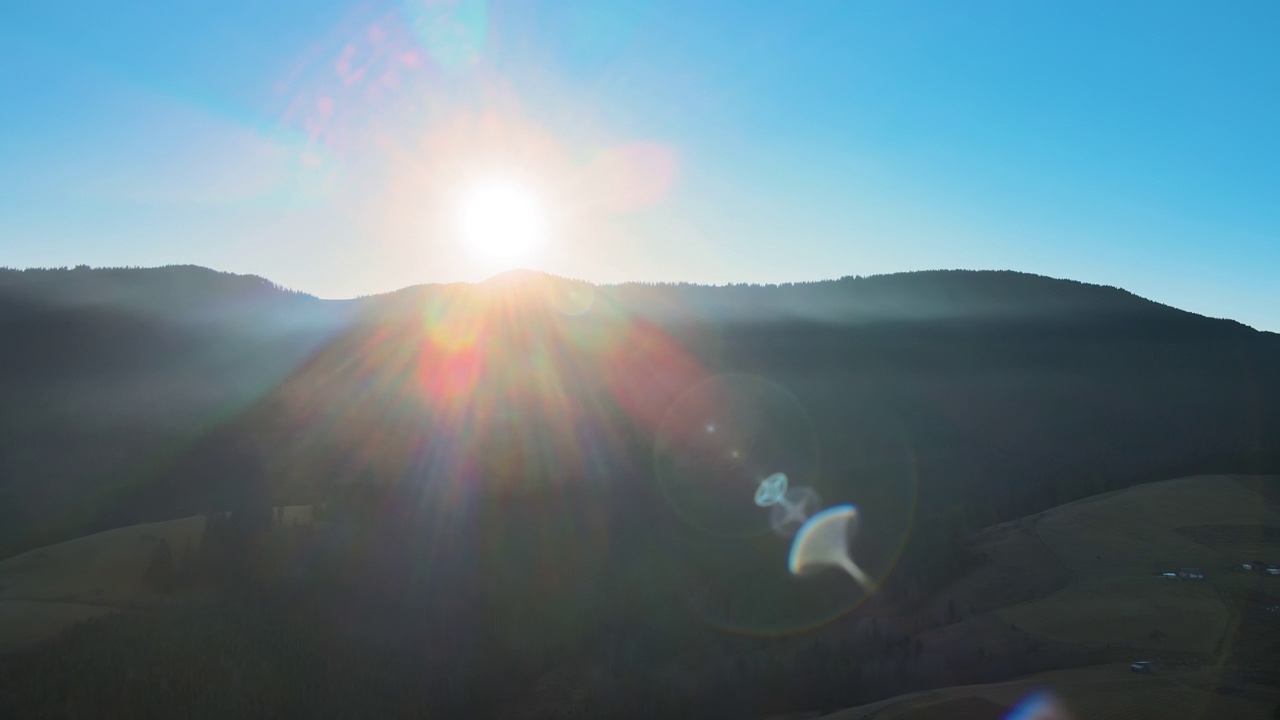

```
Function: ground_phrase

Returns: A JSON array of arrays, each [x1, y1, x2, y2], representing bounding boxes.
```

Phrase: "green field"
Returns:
[[5, 477, 1280, 717], [1000, 476, 1279, 655], [0, 516, 205, 607], [0, 505, 314, 650], [824, 475, 1280, 719], [0, 601, 118, 649]]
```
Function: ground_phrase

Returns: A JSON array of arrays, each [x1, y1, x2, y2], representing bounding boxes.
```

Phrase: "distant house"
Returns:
[[1178, 568, 1206, 581], [1130, 661, 1152, 674], [1267, 565, 1280, 577], [1243, 562, 1259, 571]]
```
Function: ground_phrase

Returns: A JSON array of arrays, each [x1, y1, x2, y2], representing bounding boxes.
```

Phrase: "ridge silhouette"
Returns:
[[0, 264, 1276, 558]]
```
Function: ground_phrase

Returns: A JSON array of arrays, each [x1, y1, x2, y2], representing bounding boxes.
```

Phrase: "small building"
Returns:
[[1178, 568, 1206, 581], [1130, 661, 1152, 674], [1267, 565, 1280, 577]]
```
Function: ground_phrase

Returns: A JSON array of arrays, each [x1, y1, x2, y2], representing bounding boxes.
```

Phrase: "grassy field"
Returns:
[[822, 475, 1280, 719], [5, 475, 1280, 718], [999, 475, 1280, 655], [827, 664, 1276, 720], [1001, 578, 1228, 652], [0, 601, 118, 649], [0, 515, 206, 607], [1034, 476, 1276, 579], [0, 505, 315, 650]]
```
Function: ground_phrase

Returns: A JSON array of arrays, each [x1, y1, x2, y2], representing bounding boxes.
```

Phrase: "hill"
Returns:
[[815, 474, 1280, 720], [1, 264, 1280, 717], [3, 264, 1278, 561], [0, 266, 1277, 700], [0, 506, 316, 652], [3, 475, 1278, 718], [825, 664, 1274, 720], [0, 266, 339, 552]]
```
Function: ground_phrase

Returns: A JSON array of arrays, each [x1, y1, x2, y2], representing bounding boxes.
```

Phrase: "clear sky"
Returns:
[[1, 1, 1277, 330]]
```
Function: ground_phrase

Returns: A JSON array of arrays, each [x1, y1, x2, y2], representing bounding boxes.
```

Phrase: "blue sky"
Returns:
[[1, 1, 1277, 330]]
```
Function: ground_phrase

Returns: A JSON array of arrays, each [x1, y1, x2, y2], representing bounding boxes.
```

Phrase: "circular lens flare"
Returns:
[[654, 375, 821, 538]]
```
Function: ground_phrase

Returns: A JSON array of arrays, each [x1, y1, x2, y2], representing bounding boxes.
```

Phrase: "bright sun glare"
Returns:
[[459, 180, 545, 263]]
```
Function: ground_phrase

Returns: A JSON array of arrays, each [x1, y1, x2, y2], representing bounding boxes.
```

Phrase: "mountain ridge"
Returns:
[[1, 263, 1277, 561], [3, 264, 1265, 333]]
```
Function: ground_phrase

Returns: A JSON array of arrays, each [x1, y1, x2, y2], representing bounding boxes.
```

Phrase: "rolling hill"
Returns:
[[817, 474, 1280, 720], [0, 506, 315, 652], [3, 475, 1277, 718]]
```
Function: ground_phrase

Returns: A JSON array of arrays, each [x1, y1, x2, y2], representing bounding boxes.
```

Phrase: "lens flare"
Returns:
[[664, 406, 921, 636], [770, 486, 821, 538], [754, 472, 789, 507], [788, 505, 871, 589], [654, 375, 819, 538], [403, 0, 488, 69], [547, 280, 594, 316], [1004, 691, 1074, 720]]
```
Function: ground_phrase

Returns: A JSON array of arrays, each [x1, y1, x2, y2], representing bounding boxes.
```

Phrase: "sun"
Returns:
[[459, 180, 545, 263]]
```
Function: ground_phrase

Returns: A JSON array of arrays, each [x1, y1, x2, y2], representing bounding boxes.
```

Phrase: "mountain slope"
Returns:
[[0, 265, 1277, 562], [820, 474, 1280, 720]]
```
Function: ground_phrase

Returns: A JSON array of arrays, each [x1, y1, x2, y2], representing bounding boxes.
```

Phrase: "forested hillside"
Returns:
[[2, 265, 1276, 560]]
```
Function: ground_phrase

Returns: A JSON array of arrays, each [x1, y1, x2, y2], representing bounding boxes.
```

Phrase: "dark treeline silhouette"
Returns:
[[1, 265, 1278, 716]]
